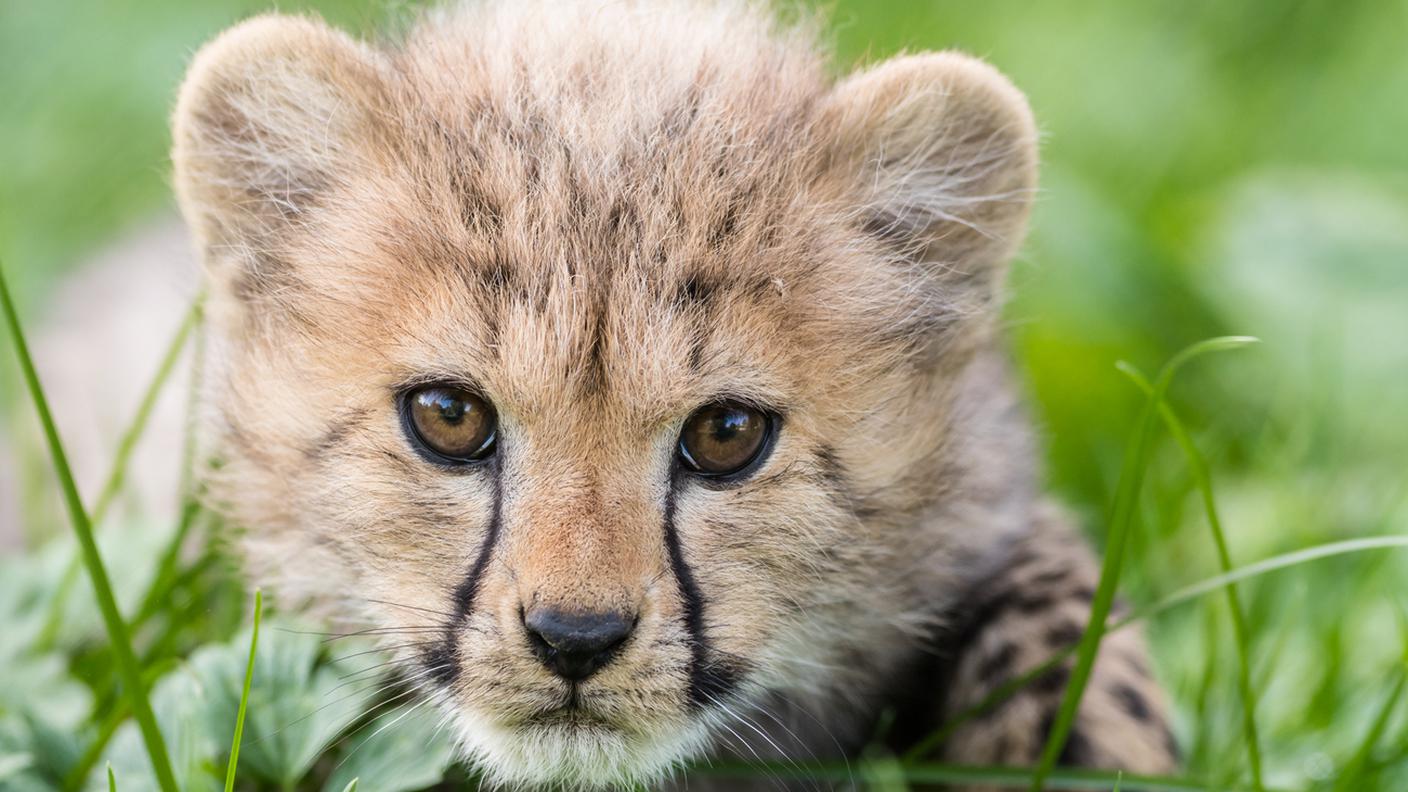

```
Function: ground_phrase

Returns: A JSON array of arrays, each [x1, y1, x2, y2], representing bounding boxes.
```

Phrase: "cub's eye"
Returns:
[[401, 385, 497, 464], [677, 401, 773, 479]]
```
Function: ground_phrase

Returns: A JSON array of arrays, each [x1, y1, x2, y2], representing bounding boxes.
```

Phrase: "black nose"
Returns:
[[522, 607, 635, 681]]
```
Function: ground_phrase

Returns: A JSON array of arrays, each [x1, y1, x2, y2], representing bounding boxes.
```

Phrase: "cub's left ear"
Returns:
[[821, 52, 1038, 298]]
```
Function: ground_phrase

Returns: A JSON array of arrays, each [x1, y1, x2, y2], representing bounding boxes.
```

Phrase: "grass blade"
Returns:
[[224, 589, 263, 792], [91, 296, 202, 524], [37, 296, 202, 649], [106, 764, 116, 792], [1117, 359, 1264, 790], [0, 263, 179, 792], [1030, 337, 1258, 791]]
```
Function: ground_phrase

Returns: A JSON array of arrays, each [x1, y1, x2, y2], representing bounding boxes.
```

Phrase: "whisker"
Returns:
[[310, 663, 450, 759], [328, 638, 437, 666], [320, 625, 446, 644], [270, 624, 445, 643], [247, 666, 415, 749], [333, 692, 437, 769], [362, 597, 457, 620], [703, 691, 805, 789]]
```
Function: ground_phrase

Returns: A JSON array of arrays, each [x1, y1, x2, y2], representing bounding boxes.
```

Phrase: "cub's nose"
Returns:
[[522, 606, 635, 681]]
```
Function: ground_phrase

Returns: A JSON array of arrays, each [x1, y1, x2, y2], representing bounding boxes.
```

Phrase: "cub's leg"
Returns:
[[936, 507, 1178, 788]]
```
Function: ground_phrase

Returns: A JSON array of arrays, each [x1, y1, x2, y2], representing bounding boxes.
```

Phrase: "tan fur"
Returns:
[[171, 1, 1173, 787]]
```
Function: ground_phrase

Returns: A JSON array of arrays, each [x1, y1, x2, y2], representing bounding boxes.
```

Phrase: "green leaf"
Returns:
[[99, 618, 381, 791], [341, 779, 359, 792], [0, 753, 35, 782], [322, 704, 457, 792]]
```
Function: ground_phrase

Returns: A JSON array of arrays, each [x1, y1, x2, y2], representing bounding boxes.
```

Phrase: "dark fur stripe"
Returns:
[[663, 481, 736, 708], [427, 462, 504, 687]]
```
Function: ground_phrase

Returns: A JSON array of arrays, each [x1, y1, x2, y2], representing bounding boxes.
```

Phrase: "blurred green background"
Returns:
[[2, 0, 1407, 789]]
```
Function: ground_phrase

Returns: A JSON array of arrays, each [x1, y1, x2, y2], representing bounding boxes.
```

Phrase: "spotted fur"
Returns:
[[171, 0, 1175, 787]]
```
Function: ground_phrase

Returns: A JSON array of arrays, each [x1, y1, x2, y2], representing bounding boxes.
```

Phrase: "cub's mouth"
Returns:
[[420, 594, 744, 788]]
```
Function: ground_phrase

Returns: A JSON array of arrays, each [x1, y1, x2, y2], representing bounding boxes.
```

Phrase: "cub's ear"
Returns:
[[821, 52, 1037, 302], [171, 14, 390, 273]]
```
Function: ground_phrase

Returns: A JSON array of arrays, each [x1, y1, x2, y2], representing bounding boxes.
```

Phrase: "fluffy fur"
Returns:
[[171, 1, 1176, 788]]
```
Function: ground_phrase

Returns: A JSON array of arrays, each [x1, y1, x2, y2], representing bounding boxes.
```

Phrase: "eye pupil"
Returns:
[[678, 402, 772, 478], [404, 385, 497, 464]]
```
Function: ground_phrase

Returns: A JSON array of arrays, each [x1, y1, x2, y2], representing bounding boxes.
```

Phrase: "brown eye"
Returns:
[[677, 402, 773, 478], [402, 385, 497, 464]]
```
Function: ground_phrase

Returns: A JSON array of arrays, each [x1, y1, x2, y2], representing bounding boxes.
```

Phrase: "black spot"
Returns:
[[1030, 568, 1069, 586], [1045, 622, 1084, 649], [677, 272, 717, 308], [478, 259, 516, 295], [1036, 710, 1055, 755], [1114, 683, 1153, 722], [1058, 727, 1091, 766], [1032, 665, 1070, 695], [977, 642, 1018, 684], [707, 201, 741, 249], [1016, 593, 1057, 614]]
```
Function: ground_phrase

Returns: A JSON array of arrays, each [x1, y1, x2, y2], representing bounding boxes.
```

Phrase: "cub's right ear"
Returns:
[[171, 14, 390, 278]]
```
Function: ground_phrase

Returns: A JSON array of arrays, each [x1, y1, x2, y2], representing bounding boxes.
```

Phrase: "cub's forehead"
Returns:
[[298, 77, 873, 424], [333, 152, 843, 427]]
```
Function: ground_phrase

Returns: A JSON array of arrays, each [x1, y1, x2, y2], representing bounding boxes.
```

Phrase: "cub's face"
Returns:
[[172, 4, 1035, 787]]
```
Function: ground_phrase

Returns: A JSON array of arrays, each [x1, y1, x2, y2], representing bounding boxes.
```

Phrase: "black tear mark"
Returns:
[[426, 460, 503, 687], [662, 480, 738, 708]]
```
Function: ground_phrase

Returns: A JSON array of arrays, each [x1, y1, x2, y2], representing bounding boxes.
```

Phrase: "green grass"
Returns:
[[2, 0, 1407, 790], [1031, 338, 1260, 791], [1119, 356, 1264, 790], [0, 262, 180, 792], [222, 590, 261, 792]]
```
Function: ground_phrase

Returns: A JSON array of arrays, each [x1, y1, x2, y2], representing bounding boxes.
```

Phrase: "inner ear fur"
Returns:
[[171, 14, 392, 281], [822, 52, 1038, 300]]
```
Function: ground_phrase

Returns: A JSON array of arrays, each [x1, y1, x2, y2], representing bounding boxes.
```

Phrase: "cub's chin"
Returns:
[[449, 707, 711, 789]]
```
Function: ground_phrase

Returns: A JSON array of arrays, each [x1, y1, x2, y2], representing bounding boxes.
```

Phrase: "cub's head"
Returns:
[[172, 1, 1036, 786]]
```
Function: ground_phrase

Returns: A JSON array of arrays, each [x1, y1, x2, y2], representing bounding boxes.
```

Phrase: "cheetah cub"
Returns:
[[172, 0, 1177, 787]]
